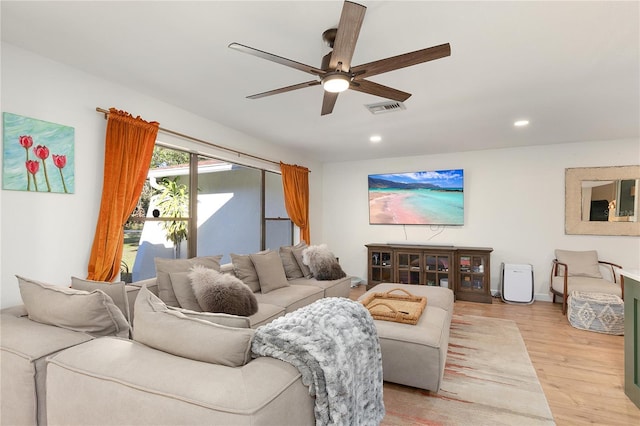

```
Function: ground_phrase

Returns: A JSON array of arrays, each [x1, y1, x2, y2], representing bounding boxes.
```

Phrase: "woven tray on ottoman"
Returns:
[[567, 291, 624, 335], [360, 287, 426, 325]]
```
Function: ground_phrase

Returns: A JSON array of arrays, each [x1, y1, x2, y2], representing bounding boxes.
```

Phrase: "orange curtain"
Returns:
[[87, 108, 159, 281], [280, 162, 310, 244]]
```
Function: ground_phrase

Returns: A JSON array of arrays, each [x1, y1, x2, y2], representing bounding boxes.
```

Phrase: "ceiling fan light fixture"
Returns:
[[322, 72, 350, 93]]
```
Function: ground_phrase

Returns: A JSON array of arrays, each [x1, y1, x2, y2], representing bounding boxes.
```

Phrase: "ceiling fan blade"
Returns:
[[349, 79, 411, 102], [329, 1, 367, 72], [351, 43, 451, 79], [321, 91, 339, 116], [247, 80, 321, 99], [229, 43, 325, 76]]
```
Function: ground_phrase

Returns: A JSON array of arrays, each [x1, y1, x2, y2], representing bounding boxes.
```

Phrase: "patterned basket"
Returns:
[[360, 288, 427, 325], [567, 291, 624, 335]]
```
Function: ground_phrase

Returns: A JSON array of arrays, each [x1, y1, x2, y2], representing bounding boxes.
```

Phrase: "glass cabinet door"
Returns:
[[425, 254, 451, 287], [459, 255, 486, 291], [370, 249, 393, 284], [397, 252, 421, 284]]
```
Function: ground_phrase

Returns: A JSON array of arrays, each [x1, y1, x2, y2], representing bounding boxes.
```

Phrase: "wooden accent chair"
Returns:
[[550, 249, 623, 315]]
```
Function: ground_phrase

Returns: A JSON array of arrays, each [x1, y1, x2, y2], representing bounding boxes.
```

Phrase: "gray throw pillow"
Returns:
[[279, 245, 304, 279], [154, 256, 222, 307], [230, 252, 263, 292], [249, 250, 290, 293], [70, 277, 130, 323], [133, 285, 254, 367], [18, 275, 130, 338], [188, 265, 258, 316], [292, 242, 313, 278], [169, 271, 202, 311]]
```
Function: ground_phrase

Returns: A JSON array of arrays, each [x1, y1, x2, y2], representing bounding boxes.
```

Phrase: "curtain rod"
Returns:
[[96, 107, 280, 167]]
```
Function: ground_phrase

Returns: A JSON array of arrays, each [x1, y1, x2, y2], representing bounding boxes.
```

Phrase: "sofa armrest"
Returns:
[[1, 313, 93, 426]]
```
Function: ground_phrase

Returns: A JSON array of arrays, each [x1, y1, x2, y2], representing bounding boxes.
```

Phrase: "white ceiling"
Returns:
[[2, 1, 639, 162]]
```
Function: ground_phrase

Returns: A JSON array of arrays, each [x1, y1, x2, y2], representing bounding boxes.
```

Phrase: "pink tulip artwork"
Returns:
[[52, 154, 68, 193], [25, 160, 40, 192], [3, 112, 74, 193], [19, 135, 34, 190], [34, 144, 51, 192]]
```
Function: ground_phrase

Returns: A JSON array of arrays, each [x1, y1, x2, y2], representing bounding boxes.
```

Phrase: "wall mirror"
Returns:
[[565, 165, 640, 236]]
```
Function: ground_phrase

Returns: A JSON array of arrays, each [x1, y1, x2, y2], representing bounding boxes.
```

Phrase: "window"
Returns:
[[122, 145, 291, 282]]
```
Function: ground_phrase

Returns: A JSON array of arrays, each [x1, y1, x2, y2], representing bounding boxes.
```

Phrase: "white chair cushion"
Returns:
[[551, 275, 621, 298]]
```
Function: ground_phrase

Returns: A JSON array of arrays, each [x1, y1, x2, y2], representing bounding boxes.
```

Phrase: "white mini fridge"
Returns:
[[500, 263, 534, 304]]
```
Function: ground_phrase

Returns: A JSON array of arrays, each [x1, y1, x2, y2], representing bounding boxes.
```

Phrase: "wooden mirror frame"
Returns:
[[565, 165, 640, 236]]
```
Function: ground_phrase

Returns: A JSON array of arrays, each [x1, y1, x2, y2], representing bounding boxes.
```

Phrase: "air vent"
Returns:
[[364, 101, 406, 114]]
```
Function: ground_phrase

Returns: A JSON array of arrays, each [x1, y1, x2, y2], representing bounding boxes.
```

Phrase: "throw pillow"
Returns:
[[167, 306, 251, 328], [291, 242, 313, 278], [168, 271, 202, 311], [302, 244, 347, 280], [279, 245, 304, 279], [555, 249, 602, 278], [249, 250, 290, 293], [230, 252, 263, 292], [133, 285, 254, 367], [154, 255, 222, 307], [188, 265, 258, 316], [70, 277, 131, 323], [18, 275, 130, 338]]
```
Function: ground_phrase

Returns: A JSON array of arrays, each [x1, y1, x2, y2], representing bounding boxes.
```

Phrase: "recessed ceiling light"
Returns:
[[514, 120, 530, 127], [370, 135, 382, 143]]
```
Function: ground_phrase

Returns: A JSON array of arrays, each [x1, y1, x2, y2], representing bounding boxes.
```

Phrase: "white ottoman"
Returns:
[[567, 291, 624, 335], [358, 283, 454, 392]]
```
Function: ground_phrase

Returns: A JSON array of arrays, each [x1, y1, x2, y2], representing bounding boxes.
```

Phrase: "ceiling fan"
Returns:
[[229, 1, 451, 116]]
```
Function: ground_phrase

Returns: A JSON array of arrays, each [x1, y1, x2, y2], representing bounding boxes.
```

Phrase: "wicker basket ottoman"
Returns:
[[567, 291, 624, 335], [358, 283, 454, 392]]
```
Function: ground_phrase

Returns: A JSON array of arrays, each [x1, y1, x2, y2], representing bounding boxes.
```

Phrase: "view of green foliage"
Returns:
[[156, 177, 189, 258], [123, 146, 191, 264], [151, 147, 190, 168]]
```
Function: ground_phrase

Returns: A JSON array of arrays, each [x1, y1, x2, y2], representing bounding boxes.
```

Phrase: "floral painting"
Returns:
[[2, 112, 74, 194]]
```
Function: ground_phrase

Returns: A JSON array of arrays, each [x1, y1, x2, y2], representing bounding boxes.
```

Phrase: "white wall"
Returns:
[[0, 43, 322, 308], [2, 42, 638, 309], [321, 140, 640, 299]]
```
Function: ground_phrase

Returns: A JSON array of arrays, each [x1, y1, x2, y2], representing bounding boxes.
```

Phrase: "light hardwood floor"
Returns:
[[349, 286, 640, 426]]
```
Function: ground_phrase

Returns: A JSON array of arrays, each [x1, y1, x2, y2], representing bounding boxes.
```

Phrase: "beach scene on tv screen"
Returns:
[[368, 169, 464, 225]]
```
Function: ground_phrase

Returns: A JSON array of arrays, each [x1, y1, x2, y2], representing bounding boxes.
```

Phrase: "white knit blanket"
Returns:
[[251, 297, 385, 426]]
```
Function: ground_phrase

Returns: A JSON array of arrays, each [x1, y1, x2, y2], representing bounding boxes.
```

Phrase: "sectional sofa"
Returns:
[[0, 248, 351, 426]]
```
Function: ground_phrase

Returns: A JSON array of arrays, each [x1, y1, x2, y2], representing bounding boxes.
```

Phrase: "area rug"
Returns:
[[382, 314, 555, 425]]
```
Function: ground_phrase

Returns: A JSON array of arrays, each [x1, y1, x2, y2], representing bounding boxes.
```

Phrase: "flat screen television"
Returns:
[[368, 169, 464, 225]]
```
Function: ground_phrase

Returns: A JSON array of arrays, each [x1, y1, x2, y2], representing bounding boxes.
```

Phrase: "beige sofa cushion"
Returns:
[[154, 256, 222, 307], [167, 306, 251, 328], [133, 286, 254, 367], [279, 245, 305, 279], [168, 271, 202, 311], [250, 250, 290, 293], [555, 249, 602, 278], [230, 252, 263, 292], [248, 303, 286, 328], [292, 242, 313, 278], [18, 276, 130, 338], [254, 285, 323, 313], [70, 277, 130, 323], [46, 338, 314, 425]]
